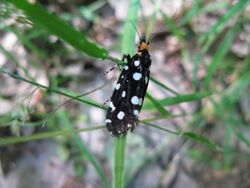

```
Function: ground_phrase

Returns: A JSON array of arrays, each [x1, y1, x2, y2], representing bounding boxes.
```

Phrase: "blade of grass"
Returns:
[[143, 122, 179, 135], [0, 125, 104, 146], [181, 132, 220, 150], [235, 131, 250, 148], [200, 0, 249, 53], [192, 53, 202, 87], [121, 0, 140, 55], [114, 0, 140, 188], [0, 44, 33, 79], [181, 0, 203, 25], [0, 68, 105, 110], [204, 25, 238, 89], [222, 69, 250, 105], [223, 116, 234, 168], [8, 0, 108, 59], [160, 11, 184, 39], [114, 135, 127, 188], [160, 91, 212, 105], [202, 1, 229, 14], [145, 92, 171, 116], [4, 26, 47, 59], [144, 91, 212, 109], [56, 112, 110, 188], [150, 77, 179, 95], [145, 122, 220, 150]]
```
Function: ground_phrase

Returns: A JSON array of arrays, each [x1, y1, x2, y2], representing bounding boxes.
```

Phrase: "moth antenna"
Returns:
[[130, 21, 141, 41], [148, 10, 179, 43], [148, 24, 166, 42]]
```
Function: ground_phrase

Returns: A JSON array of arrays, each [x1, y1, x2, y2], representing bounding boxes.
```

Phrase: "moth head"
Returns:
[[138, 36, 149, 52]]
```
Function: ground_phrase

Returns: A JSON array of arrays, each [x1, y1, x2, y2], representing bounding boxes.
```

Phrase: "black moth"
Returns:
[[106, 36, 151, 136]]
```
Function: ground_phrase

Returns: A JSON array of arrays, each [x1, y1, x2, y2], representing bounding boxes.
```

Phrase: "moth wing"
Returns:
[[106, 52, 151, 136], [106, 67, 136, 136]]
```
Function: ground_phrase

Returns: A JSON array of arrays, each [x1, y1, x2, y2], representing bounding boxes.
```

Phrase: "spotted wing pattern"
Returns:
[[106, 44, 151, 136]]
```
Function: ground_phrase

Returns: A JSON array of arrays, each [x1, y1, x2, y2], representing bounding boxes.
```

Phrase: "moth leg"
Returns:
[[122, 54, 131, 62], [103, 64, 119, 75], [102, 98, 110, 108], [120, 54, 131, 70]]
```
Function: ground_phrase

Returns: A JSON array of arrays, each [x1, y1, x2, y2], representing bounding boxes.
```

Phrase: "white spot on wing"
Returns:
[[145, 76, 148, 84], [117, 111, 125, 120], [115, 83, 121, 90], [105, 119, 112, 123], [134, 60, 140, 66], [122, 91, 126, 98], [127, 124, 132, 128], [109, 101, 116, 111], [133, 72, 142, 81], [131, 96, 140, 105], [124, 66, 128, 70], [133, 110, 139, 116]]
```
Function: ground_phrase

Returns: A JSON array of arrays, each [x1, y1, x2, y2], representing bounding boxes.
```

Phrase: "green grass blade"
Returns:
[[202, 1, 229, 14], [0, 44, 33, 79], [145, 123, 220, 150], [205, 25, 238, 89], [181, 132, 220, 150], [150, 77, 179, 95], [145, 92, 171, 116], [144, 91, 212, 109], [161, 11, 184, 39], [200, 0, 249, 52], [160, 91, 212, 105], [4, 26, 47, 59], [181, 0, 202, 25], [114, 0, 140, 188], [223, 69, 250, 105], [8, 0, 108, 59], [121, 0, 140, 55], [223, 120, 233, 168], [56, 112, 110, 188], [192, 53, 202, 87], [114, 135, 127, 188], [235, 131, 250, 148], [0, 68, 105, 110], [144, 122, 179, 136], [0, 126, 104, 146]]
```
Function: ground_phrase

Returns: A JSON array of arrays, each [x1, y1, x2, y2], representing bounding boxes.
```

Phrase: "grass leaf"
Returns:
[[0, 68, 105, 110], [8, 0, 108, 59], [205, 25, 238, 88], [0, 126, 104, 146], [181, 132, 219, 149], [150, 77, 179, 95], [145, 92, 171, 116], [56, 112, 110, 188], [144, 91, 212, 109], [235, 131, 250, 148], [200, 0, 249, 52]]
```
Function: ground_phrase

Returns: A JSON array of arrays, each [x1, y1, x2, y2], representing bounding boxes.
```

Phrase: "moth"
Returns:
[[105, 36, 151, 136]]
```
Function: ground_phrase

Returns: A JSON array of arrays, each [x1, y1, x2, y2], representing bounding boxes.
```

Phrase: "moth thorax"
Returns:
[[138, 42, 149, 52]]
